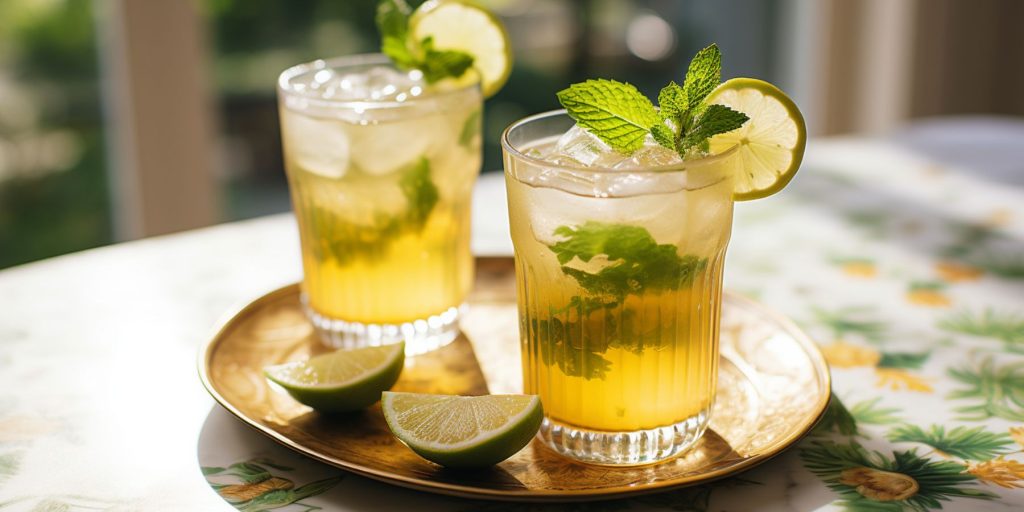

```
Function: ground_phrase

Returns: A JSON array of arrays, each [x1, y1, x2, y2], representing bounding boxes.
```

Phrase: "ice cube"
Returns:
[[364, 67, 415, 100], [546, 125, 628, 168], [282, 111, 349, 179], [612, 144, 682, 170], [349, 114, 445, 176], [319, 70, 365, 100], [318, 66, 422, 102]]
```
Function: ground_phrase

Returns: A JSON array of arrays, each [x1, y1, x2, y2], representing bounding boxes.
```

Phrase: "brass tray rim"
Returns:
[[197, 274, 832, 502]]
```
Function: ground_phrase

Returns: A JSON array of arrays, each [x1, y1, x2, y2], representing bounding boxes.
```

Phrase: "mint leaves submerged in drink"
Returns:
[[557, 44, 748, 159], [377, 0, 475, 83], [550, 222, 706, 297], [312, 157, 438, 265], [533, 222, 707, 380]]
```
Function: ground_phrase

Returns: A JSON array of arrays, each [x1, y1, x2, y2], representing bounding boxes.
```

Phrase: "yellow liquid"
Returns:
[[506, 159, 732, 432], [281, 98, 481, 324]]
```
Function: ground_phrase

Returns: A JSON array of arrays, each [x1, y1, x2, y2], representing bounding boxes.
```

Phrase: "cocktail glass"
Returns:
[[277, 54, 482, 355], [502, 110, 737, 465]]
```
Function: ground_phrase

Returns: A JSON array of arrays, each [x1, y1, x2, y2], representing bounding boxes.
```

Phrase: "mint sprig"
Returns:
[[556, 44, 748, 158], [534, 221, 708, 379], [376, 0, 474, 83], [549, 222, 706, 299], [555, 80, 660, 154]]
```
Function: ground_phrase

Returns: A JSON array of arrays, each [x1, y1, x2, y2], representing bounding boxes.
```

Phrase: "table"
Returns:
[[2, 121, 1023, 511]]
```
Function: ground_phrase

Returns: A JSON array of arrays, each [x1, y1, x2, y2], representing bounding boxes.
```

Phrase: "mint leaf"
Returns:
[[649, 122, 675, 151], [418, 37, 475, 84], [381, 37, 418, 69], [376, 0, 410, 40], [376, 0, 415, 67], [534, 222, 708, 379], [556, 79, 659, 154], [532, 312, 613, 380], [683, 44, 721, 111], [549, 222, 706, 297], [657, 81, 687, 118], [555, 43, 746, 159], [376, 0, 475, 83], [458, 108, 481, 148], [398, 157, 438, 229], [679, 104, 748, 153]]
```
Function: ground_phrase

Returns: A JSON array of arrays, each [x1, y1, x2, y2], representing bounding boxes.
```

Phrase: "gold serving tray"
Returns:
[[198, 257, 830, 502]]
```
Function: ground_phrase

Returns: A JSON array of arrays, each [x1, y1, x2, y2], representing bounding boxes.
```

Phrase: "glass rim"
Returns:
[[277, 53, 481, 109], [500, 109, 740, 175]]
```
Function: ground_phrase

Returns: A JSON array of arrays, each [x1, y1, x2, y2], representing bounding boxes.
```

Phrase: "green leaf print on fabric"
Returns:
[[849, 398, 902, 426], [0, 496, 121, 510], [877, 352, 930, 370], [842, 209, 890, 239], [815, 396, 903, 438], [815, 395, 859, 437], [202, 459, 343, 511], [941, 221, 1024, 279], [940, 309, 1024, 353], [0, 451, 19, 479], [813, 307, 887, 344], [970, 253, 1024, 279], [943, 224, 998, 259], [800, 440, 997, 511], [886, 425, 1014, 461], [947, 358, 1024, 422]]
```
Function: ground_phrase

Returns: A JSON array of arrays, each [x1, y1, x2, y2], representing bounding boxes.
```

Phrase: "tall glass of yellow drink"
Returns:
[[502, 110, 737, 465], [278, 54, 482, 354]]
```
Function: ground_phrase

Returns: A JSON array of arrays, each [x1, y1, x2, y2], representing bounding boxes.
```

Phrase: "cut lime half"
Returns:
[[264, 342, 405, 413], [706, 77, 807, 200], [382, 392, 543, 468], [410, 0, 512, 98]]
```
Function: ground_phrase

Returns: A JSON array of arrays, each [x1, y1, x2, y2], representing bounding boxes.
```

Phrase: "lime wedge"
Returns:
[[382, 392, 542, 468], [705, 78, 807, 200], [264, 342, 404, 413], [410, 0, 512, 98]]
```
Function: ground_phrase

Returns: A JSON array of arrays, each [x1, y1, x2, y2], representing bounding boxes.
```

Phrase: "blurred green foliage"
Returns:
[[0, 0, 110, 269]]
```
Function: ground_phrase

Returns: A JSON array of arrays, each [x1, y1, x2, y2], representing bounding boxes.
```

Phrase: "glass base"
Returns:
[[538, 409, 711, 466], [302, 296, 462, 356]]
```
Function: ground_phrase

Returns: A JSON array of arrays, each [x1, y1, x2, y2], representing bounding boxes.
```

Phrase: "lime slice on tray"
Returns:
[[706, 77, 807, 200], [264, 342, 405, 413], [382, 391, 543, 468], [410, 0, 512, 97]]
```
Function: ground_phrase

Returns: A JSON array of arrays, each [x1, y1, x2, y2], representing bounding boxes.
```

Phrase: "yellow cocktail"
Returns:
[[278, 54, 481, 353], [502, 111, 735, 464]]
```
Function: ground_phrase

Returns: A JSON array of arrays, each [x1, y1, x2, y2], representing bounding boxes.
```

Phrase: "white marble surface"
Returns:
[[2, 122, 1024, 511]]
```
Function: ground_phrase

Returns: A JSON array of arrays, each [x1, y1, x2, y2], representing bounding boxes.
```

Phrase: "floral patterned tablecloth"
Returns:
[[0, 126, 1022, 511]]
